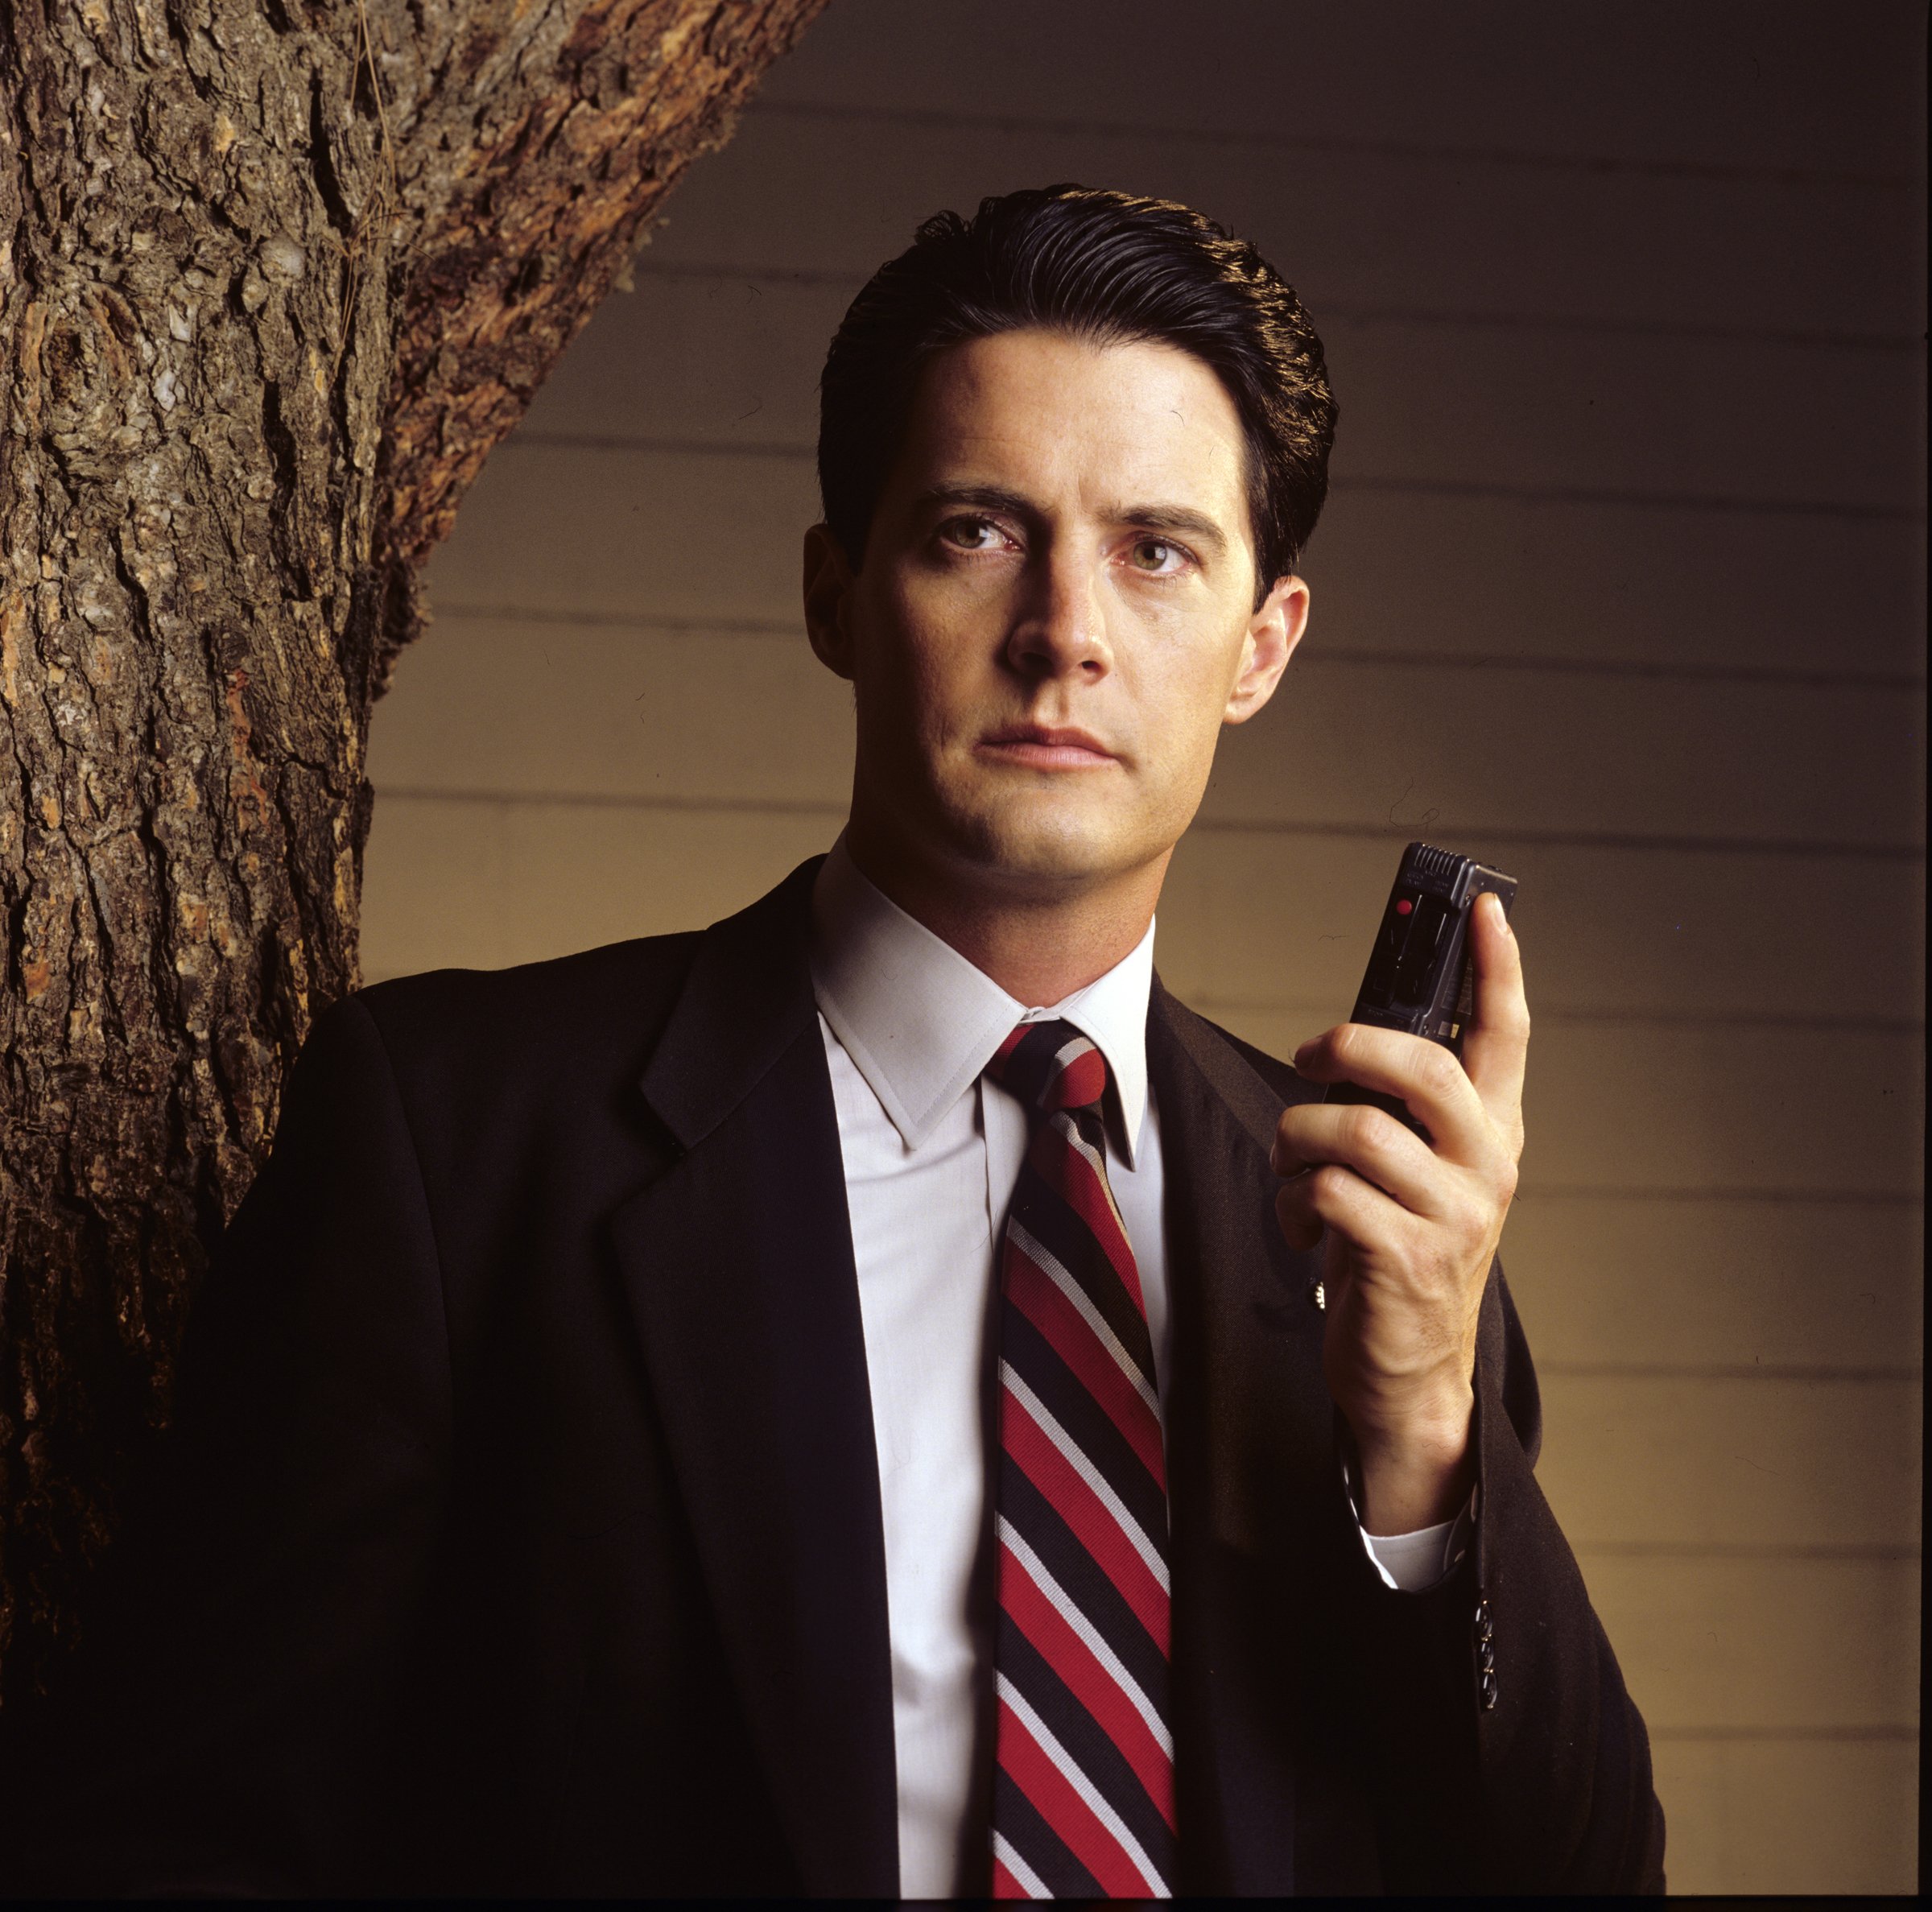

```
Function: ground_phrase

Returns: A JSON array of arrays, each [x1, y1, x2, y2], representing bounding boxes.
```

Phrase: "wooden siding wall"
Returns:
[[360, 2, 1925, 1891]]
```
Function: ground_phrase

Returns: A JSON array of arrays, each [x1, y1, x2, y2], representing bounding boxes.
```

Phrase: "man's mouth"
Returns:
[[977, 723, 1118, 770]]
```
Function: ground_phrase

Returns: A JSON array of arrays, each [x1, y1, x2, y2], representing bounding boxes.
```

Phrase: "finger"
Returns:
[[1290, 1022, 1492, 1169], [1272, 1101, 1459, 1219], [1274, 1159, 1413, 1252], [1460, 891, 1530, 1138], [1274, 1176, 1325, 1251]]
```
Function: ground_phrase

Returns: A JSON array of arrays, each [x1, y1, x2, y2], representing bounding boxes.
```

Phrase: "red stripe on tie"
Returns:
[[1004, 1236, 1166, 1486], [1002, 1380, 1170, 1654], [991, 1855, 1025, 1899], [1031, 1130, 1146, 1316], [1000, 1537, 1177, 1829], [997, 1695, 1149, 1900], [1046, 1044, 1107, 1111]]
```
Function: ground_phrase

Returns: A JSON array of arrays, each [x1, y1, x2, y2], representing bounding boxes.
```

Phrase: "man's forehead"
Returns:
[[897, 331, 1249, 517]]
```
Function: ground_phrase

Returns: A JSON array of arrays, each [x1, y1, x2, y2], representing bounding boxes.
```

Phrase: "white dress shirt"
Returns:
[[807, 836, 1461, 1898]]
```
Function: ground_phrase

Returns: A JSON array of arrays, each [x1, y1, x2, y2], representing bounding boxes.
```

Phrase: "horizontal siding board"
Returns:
[[1323, 319, 1920, 514], [1200, 1005, 1923, 1197], [758, 0, 1924, 183], [357, 795, 508, 978], [426, 445, 1927, 679], [645, 107, 1923, 337], [1529, 1374, 1920, 1550], [359, 796, 836, 981], [1156, 831, 1927, 1026], [1307, 489, 1926, 681], [1199, 663, 1922, 851], [368, 621, 855, 811], [1498, 1196, 1923, 1377], [1651, 1737, 1918, 1893], [378, 606, 1926, 853], [1588, 1554, 1920, 1732], [425, 448, 821, 626], [533, 276, 1922, 511]]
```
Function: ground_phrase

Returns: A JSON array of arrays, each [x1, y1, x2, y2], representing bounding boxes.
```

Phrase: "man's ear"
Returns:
[[803, 523, 858, 680], [1223, 572, 1310, 725]]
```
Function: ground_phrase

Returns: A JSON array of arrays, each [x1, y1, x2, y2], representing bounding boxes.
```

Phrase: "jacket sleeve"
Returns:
[[9, 992, 455, 1897], [1335, 1257, 1669, 1894]]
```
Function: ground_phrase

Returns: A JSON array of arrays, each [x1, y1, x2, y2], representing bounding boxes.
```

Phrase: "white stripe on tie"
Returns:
[[997, 1672, 1170, 1898], [993, 1830, 1050, 1898]]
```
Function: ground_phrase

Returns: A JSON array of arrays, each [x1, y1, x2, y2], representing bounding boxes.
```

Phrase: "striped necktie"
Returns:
[[985, 1019, 1176, 1900]]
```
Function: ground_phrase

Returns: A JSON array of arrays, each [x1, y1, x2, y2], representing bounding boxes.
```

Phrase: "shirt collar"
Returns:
[[809, 836, 1155, 1164]]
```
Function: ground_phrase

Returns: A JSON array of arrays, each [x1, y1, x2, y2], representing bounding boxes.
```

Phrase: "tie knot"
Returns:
[[987, 1018, 1109, 1115]]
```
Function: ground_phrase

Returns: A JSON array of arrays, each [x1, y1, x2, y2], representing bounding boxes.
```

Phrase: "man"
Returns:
[[14, 186, 1664, 1896]]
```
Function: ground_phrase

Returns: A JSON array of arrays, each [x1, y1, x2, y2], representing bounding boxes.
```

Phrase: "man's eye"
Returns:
[[940, 516, 1007, 551], [1129, 538, 1184, 572]]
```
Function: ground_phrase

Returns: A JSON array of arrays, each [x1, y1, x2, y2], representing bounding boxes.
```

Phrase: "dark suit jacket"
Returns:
[[8, 858, 1664, 1896]]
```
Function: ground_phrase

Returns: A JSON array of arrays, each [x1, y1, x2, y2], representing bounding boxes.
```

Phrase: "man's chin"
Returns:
[[940, 803, 1150, 894]]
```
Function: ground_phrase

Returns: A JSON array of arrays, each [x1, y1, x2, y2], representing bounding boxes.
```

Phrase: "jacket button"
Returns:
[[1480, 1668, 1498, 1711]]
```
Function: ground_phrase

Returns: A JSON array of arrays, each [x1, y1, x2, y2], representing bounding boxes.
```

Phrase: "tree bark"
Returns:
[[0, 0, 828, 1705]]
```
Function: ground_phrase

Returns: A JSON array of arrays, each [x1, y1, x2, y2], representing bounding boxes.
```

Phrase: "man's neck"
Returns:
[[842, 825, 1166, 1006]]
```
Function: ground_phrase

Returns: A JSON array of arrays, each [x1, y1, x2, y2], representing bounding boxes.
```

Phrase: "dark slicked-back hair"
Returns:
[[817, 184, 1337, 606]]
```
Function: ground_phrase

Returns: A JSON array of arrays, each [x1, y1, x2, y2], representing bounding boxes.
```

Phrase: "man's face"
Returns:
[[806, 328, 1307, 902]]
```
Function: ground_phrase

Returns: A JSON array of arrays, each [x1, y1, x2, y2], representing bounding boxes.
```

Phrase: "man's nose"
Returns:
[[1005, 546, 1113, 682]]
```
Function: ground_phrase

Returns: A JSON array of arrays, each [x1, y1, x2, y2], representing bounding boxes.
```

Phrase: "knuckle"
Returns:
[[1340, 1105, 1385, 1155], [1455, 1194, 1495, 1248], [1310, 1163, 1353, 1206], [1417, 1045, 1462, 1098]]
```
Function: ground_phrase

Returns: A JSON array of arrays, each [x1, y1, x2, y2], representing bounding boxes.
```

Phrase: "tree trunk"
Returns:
[[0, 0, 828, 1705]]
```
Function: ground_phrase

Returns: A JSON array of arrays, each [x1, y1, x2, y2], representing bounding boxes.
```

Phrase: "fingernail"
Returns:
[[1292, 1041, 1315, 1067]]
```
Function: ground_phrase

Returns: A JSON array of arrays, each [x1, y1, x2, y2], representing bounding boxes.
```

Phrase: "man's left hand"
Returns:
[[1270, 892, 1530, 1536]]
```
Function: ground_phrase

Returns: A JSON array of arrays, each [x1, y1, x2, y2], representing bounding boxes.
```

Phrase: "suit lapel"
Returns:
[[1150, 980, 1382, 1896], [609, 861, 898, 1897]]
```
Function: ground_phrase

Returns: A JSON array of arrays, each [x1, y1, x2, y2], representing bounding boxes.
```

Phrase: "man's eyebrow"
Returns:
[[1110, 503, 1230, 558], [913, 485, 1232, 559], [912, 482, 1041, 519]]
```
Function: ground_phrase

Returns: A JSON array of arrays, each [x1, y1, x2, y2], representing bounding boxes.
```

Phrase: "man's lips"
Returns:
[[977, 724, 1118, 770]]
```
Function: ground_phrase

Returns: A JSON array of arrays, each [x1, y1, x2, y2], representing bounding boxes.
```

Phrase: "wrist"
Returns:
[[1347, 1384, 1475, 1536]]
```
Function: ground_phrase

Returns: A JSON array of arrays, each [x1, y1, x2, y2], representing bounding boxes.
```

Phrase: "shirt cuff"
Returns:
[[1339, 1445, 1478, 1593]]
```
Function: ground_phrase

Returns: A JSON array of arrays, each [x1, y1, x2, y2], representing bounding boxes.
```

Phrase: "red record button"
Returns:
[[1395, 898, 1414, 915]]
